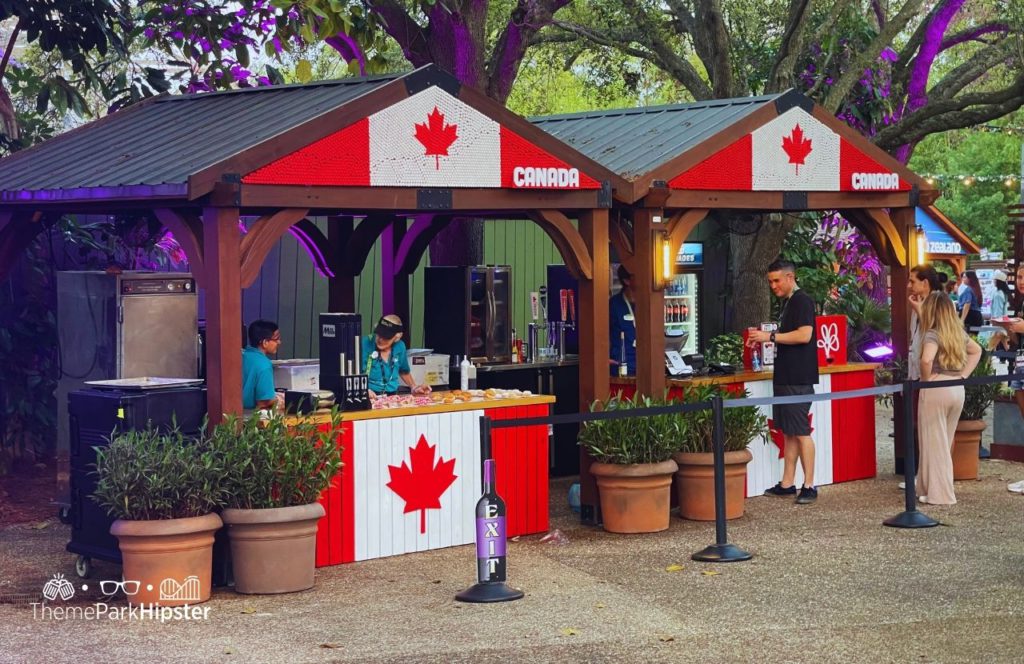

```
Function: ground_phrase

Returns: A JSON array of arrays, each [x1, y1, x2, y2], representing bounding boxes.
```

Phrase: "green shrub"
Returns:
[[961, 354, 1000, 421], [675, 385, 768, 454], [210, 411, 344, 509], [92, 426, 226, 521], [705, 333, 744, 367], [577, 393, 685, 465]]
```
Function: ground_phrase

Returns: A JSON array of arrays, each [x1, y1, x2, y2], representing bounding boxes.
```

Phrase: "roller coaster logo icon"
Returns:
[[159, 576, 201, 602]]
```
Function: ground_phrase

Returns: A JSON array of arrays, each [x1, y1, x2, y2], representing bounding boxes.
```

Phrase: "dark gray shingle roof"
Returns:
[[530, 93, 780, 180], [0, 74, 398, 195]]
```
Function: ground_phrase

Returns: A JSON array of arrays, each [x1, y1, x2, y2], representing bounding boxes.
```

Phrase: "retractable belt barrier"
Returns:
[[470, 366, 1024, 592]]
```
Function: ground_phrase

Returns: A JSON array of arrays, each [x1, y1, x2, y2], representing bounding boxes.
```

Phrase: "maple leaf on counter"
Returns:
[[414, 106, 458, 170], [387, 434, 458, 533], [781, 124, 812, 175]]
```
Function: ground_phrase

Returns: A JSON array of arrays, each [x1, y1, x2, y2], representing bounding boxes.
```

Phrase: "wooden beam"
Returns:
[[239, 208, 310, 288], [862, 208, 908, 267], [328, 215, 355, 311], [888, 206, 914, 475], [530, 209, 594, 281], [577, 209, 610, 526], [203, 206, 243, 422], [632, 210, 666, 397], [342, 214, 395, 276], [154, 208, 206, 284], [381, 219, 411, 345], [666, 208, 710, 260], [841, 209, 896, 266], [609, 211, 638, 276], [291, 218, 336, 277], [395, 214, 451, 275]]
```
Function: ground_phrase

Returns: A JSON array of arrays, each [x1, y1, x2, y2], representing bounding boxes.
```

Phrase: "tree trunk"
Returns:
[[726, 214, 792, 332], [428, 217, 484, 266]]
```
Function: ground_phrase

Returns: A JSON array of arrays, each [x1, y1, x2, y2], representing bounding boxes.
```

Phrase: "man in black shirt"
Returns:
[[747, 259, 820, 504]]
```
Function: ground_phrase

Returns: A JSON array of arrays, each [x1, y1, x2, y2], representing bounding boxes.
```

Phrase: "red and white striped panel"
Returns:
[[244, 86, 601, 190], [670, 107, 911, 192]]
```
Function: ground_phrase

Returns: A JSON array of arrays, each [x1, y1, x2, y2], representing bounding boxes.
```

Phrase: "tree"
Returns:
[[558, 0, 1024, 330], [141, 0, 574, 265]]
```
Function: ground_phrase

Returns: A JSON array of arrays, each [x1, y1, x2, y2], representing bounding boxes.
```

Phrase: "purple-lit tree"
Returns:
[[558, 0, 1024, 330], [141, 0, 573, 265]]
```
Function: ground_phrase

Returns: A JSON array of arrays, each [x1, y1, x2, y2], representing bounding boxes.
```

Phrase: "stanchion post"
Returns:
[[692, 396, 752, 563], [456, 416, 524, 603], [884, 380, 939, 529]]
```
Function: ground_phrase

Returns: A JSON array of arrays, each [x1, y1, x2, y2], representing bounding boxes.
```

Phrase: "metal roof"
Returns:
[[530, 93, 781, 180], [0, 74, 398, 195]]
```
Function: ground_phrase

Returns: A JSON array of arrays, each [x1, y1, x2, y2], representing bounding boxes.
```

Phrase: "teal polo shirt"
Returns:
[[361, 336, 411, 394], [242, 346, 275, 409]]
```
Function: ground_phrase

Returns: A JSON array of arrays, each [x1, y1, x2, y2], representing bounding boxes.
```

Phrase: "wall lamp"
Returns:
[[915, 225, 927, 264], [656, 231, 672, 290]]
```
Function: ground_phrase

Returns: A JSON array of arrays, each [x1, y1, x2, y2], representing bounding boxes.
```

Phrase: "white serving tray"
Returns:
[[84, 377, 205, 390]]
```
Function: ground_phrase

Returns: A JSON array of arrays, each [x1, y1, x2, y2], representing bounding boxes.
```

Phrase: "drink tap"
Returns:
[[554, 289, 576, 361]]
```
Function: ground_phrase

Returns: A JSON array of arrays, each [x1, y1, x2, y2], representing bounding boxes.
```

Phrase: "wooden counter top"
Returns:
[[611, 362, 880, 388], [286, 395, 556, 425]]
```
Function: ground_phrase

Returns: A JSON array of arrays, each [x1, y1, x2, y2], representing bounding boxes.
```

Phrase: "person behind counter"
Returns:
[[242, 319, 284, 411], [609, 264, 637, 376], [361, 315, 432, 398]]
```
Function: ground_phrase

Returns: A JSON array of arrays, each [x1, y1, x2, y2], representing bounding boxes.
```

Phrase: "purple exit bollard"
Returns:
[[455, 458, 524, 603]]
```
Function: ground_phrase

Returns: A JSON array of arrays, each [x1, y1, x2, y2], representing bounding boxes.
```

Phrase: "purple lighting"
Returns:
[[288, 225, 335, 278], [861, 343, 895, 360]]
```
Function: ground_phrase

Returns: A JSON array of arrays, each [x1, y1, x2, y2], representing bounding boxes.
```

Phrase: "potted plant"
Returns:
[[673, 385, 767, 521], [706, 333, 743, 367], [92, 427, 225, 607], [577, 394, 682, 534], [211, 411, 343, 594], [954, 353, 999, 480]]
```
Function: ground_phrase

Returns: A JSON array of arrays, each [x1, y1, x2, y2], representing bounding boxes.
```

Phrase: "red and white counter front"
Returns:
[[297, 396, 554, 567], [612, 363, 879, 495]]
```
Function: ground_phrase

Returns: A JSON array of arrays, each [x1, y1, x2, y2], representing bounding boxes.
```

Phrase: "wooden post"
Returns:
[[577, 209, 610, 525], [381, 217, 410, 343], [632, 209, 666, 397], [328, 215, 355, 312], [889, 206, 913, 474], [203, 206, 243, 422]]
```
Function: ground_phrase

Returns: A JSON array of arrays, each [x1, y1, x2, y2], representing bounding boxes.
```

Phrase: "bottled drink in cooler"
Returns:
[[681, 302, 689, 322]]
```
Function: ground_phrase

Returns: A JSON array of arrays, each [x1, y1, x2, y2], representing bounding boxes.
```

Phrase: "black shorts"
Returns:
[[773, 384, 814, 436]]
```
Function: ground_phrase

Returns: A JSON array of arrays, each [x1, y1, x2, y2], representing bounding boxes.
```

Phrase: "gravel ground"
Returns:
[[1, 404, 1022, 663]]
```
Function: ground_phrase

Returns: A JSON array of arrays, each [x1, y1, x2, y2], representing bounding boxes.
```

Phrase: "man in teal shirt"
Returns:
[[242, 320, 282, 410], [360, 315, 431, 397]]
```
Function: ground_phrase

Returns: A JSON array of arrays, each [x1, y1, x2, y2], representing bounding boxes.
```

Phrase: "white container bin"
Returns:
[[272, 359, 320, 390]]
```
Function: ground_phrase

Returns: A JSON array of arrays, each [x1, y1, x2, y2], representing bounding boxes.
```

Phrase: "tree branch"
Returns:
[[0, 18, 23, 80], [366, 0, 431, 66], [926, 41, 1016, 101], [874, 75, 1024, 149], [902, 0, 967, 116], [550, 21, 659, 63], [940, 22, 1011, 50], [692, 0, 733, 97], [485, 0, 572, 102], [823, 0, 927, 112], [766, 0, 814, 93]]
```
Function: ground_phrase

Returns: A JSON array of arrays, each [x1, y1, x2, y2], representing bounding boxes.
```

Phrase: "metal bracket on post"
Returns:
[[692, 396, 753, 562], [884, 380, 939, 529]]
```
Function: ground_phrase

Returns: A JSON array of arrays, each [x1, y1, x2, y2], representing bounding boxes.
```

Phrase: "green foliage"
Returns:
[[92, 426, 226, 521], [961, 353, 1000, 421], [577, 393, 685, 465], [705, 333, 743, 367], [675, 385, 767, 454], [210, 412, 344, 509]]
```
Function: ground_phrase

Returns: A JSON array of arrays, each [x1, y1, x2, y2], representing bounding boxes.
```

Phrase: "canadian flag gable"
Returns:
[[242, 118, 370, 186], [669, 134, 752, 190], [839, 138, 911, 192], [752, 108, 839, 191]]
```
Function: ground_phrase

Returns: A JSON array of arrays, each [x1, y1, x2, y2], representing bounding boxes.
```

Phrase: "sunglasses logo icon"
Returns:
[[99, 580, 140, 596]]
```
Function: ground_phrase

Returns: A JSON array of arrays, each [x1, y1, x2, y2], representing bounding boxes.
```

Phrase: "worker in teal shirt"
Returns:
[[360, 315, 431, 397], [242, 319, 282, 410]]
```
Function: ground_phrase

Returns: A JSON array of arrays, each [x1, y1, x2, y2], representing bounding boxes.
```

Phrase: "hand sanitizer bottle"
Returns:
[[460, 355, 471, 391], [752, 349, 762, 372]]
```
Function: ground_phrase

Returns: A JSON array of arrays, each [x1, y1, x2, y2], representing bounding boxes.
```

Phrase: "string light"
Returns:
[[920, 173, 1019, 186]]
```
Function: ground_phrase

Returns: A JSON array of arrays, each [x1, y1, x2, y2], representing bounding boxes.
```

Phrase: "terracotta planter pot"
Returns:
[[591, 460, 678, 534], [953, 420, 985, 481], [110, 513, 222, 607], [672, 449, 753, 521], [222, 503, 326, 594]]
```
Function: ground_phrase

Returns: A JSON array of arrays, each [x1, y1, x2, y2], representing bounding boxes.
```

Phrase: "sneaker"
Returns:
[[898, 481, 906, 490], [918, 495, 929, 504], [795, 486, 818, 504], [1008, 480, 1024, 494], [765, 482, 797, 496]]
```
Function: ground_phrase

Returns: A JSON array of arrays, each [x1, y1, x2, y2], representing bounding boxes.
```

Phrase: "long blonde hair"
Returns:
[[920, 291, 966, 370]]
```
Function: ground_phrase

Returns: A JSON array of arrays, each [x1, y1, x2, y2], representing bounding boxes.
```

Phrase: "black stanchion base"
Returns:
[[455, 582, 525, 603], [883, 510, 939, 529], [691, 543, 753, 563]]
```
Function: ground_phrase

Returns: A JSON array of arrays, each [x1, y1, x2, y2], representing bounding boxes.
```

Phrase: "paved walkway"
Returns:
[[1, 405, 1023, 663]]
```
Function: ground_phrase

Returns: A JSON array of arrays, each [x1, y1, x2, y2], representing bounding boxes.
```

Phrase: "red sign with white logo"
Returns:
[[815, 315, 847, 367]]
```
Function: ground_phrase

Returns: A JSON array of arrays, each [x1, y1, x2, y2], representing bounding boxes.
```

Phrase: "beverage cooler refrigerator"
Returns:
[[664, 243, 703, 356], [424, 266, 512, 364]]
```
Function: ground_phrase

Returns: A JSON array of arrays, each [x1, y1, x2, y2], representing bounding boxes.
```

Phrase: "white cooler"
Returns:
[[272, 359, 320, 390]]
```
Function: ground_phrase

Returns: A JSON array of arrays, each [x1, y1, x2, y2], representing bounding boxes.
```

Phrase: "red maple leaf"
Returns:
[[767, 414, 814, 458], [781, 124, 813, 175], [414, 106, 458, 170], [386, 434, 458, 534]]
